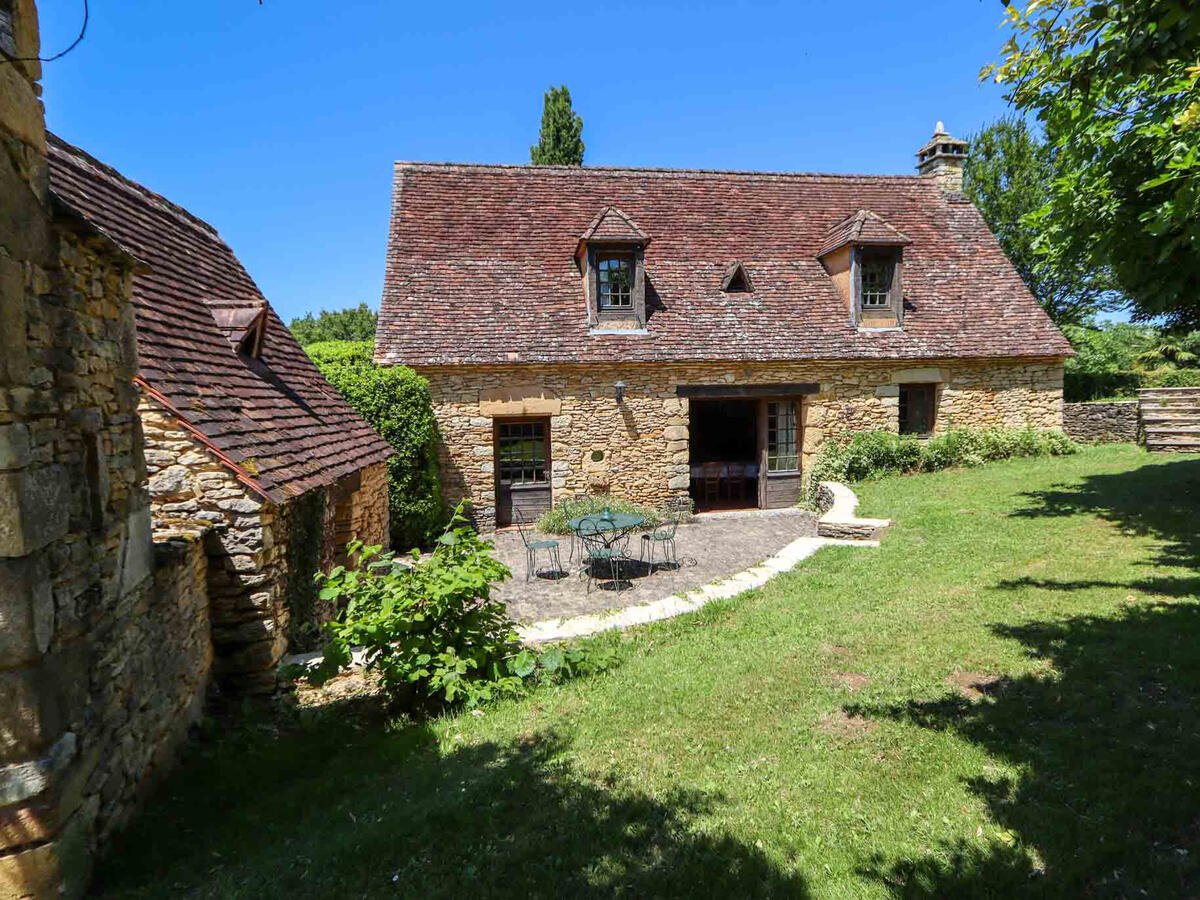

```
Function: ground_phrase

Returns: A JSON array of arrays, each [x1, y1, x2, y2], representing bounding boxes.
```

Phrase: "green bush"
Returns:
[[303, 505, 613, 710], [306, 340, 443, 550], [806, 427, 1078, 502], [537, 493, 683, 535], [1143, 367, 1200, 389]]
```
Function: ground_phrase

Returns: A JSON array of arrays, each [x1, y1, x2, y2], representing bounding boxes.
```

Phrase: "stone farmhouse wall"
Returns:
[[419, 357, 1064, 529], [140, 396, 390, 693], [1063, 401, 1139, 443]]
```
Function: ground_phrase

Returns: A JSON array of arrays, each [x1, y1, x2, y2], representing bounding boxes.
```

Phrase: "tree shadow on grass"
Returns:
[[850, 457, 1200, 896], [850, 607, 1200, 896], [94, 715, 809, 899], [1010, 456, 1200, 571]]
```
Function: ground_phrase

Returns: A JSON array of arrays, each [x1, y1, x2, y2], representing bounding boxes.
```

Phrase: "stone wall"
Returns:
[[1063, 401, 1139, 443], [139, 395, 289, 695], [418, 357, 1064, 529], [0, 9, 215, 889], [140, 396, 392, 688], [348, 461, 390, 551]]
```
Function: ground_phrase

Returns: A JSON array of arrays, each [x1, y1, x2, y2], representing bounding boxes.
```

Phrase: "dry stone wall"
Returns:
[[141, 397, 392, 690], [418, 358, 1064, 529], [1063, 401, 1139, 443], [0, 21, 214, 891]]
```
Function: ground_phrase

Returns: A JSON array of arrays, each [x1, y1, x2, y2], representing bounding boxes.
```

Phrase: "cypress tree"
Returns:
[[530, 85, 584, 166]]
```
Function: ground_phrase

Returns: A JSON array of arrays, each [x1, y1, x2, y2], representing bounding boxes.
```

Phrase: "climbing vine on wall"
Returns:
[[285, 488, 328, 651]]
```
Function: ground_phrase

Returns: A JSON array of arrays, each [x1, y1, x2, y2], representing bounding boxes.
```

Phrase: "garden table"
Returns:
[[568, 512, 646, 549]]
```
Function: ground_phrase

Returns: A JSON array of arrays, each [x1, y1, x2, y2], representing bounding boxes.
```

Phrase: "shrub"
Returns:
[[306, 340, 443, 549], [304, 505, 603, 710], [1143, 367, 1200, 389], [806, 426, 1078, 501], [537, 493, 682, 535]]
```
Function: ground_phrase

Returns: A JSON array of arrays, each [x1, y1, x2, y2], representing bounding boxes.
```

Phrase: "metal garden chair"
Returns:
[[577, 516, 625, 593], [641, 496, 688, 570], [513, 506, 562, 581], [566, 491, 590, 564]]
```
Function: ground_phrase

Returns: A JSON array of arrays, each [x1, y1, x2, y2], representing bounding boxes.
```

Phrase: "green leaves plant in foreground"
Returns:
[[303, 502, 610, 711]]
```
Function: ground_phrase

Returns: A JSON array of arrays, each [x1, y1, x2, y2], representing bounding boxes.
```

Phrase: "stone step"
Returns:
[[1145, 433, 1200, 445], [1139, 396, 1200, 407], [1140, 411, 1200, 422], [1144, 427, 1200, 437], [1139, 387, 1200, 396], [1146, 443, 1200, 453]]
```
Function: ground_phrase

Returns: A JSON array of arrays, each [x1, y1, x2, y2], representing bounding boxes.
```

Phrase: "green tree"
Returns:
[[304, 341, 444, 550], [530, 85, 585, 166], [964, 115, 1120, 325], [988, 2, 1200, 328], [289, 302, 377, 346]]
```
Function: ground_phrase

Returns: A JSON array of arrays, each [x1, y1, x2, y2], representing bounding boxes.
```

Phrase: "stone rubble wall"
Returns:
[[0, 30, 213, 891], [139, 395, 289, 695], [1063, 401, 1139, 443], [349, 461, 390, 550], [418, 358, 1064, 530], [140, 397, 392, 690]]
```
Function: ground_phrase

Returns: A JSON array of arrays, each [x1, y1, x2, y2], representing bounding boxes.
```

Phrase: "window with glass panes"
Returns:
[[860, 256, 892, 309], [899, 384, 936, 436], [767, 401, 799, 472], [496, 421, 547, 484], [597, 255, 633, 309]]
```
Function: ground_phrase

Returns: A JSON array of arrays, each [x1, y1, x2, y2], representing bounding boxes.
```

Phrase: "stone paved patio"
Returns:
[[491, 509, 818, 624]]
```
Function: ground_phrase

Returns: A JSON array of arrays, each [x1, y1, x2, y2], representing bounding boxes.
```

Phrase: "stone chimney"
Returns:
[[915, 121, 968, 194]]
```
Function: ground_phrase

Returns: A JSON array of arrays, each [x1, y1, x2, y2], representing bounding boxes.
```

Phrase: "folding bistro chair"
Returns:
[[513, 506, 561, 581]]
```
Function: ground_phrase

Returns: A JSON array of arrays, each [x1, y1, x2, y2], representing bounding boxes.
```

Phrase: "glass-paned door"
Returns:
[[495, 418, 551, 526]]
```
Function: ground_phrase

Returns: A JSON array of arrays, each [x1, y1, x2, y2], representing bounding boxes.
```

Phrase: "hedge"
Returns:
[[305, 340, 443, 550], [1065, 367, 1200, 401], [806, 427, 1078, 502]]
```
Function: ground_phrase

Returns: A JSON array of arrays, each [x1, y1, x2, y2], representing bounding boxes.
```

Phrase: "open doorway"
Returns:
[[688, 399, 760, 511]]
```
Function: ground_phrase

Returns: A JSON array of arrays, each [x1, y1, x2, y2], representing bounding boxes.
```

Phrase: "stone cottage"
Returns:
[[375, 125, 1071, 528], [46, 137, 394, 693]]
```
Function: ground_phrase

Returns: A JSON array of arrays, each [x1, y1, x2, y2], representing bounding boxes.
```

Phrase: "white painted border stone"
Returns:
[[518, 535, 878, 644]]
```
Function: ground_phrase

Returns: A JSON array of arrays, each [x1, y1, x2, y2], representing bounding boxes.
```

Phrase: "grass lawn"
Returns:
[[96, 444, 1200, 898]]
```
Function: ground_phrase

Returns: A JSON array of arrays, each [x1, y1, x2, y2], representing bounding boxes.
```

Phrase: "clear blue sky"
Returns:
[[40, 0, 1018, 324]]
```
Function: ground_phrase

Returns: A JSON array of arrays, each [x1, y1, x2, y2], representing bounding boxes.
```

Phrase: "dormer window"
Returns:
[[598, 254, 634, 310], [854, 248, 902, 325], [859, 251, 896, 310], [817, 209, 910, 329], [577, 206, 650, 329]]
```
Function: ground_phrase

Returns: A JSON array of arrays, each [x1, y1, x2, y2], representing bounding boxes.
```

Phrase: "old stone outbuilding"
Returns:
[[46, 136, 394, 692], [1, 3, 392, 894], [375, 127, 1072, 528]]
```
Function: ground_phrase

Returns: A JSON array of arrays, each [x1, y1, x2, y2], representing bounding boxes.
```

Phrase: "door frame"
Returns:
[[493, 415, 552, 527], [756, 396, 804, 509]]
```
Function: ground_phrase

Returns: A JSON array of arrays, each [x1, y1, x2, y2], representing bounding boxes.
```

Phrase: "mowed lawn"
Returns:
[[97, 445, 1200, 899]]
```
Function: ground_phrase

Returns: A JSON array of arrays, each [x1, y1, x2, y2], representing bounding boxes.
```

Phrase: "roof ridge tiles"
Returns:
[[392, 160, 930, 183]]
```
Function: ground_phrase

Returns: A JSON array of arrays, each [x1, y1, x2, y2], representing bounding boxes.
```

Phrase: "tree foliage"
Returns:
[[530, 85, 585, 166], [305, 340, 443, 550], [988, 2, 1200, 327], [964, 115, 1120, 324], [289, 302, 377, 346]]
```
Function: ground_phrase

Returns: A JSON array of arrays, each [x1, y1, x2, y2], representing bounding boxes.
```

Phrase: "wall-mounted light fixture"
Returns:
[[614, 380, 627, 403]]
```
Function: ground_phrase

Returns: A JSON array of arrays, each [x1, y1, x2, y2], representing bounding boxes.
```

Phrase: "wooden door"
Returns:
[[761, 398, 804, 508], [494, 417, 552, 527]]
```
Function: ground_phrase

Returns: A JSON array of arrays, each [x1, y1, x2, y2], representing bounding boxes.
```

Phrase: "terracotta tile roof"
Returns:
[[579, 206, 649, 243], [818, 209, 911, 257], [377, 163, 1072, 366], [47, 135, 393, 504]]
